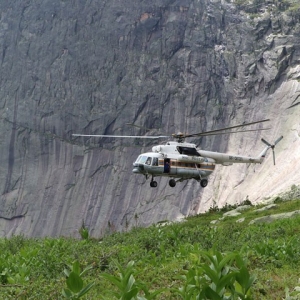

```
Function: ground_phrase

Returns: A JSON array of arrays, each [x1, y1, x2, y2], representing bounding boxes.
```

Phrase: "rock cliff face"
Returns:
[[0, 0, 299, 237]]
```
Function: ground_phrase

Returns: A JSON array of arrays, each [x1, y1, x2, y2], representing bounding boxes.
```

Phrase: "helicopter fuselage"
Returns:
[[133, 141, 216, 187], [132, 140, 271, 188], [132, 151, 215, 180]]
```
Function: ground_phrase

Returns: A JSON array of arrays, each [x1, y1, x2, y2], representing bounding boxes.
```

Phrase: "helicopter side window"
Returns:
[[145, 157, 152, 165], [152, 157, 158, 166]]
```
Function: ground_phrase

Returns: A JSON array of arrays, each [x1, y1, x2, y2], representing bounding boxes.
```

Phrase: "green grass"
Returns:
[[0, 199, 300, 299]]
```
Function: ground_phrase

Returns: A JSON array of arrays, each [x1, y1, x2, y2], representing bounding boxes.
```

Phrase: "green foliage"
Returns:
[[208, 199, 252, 214], [274, 196, 283, 203], [0, 235, 26, 254], [0, 199, 299, 299], [173, 249, 255, 299], [62, 260, 95, 299], [285, 286, 300, 300], [79, 222, 90, 240], [101, 260, 164, 299], [101, 260, 140, 299], [253, 236, 300, 266]]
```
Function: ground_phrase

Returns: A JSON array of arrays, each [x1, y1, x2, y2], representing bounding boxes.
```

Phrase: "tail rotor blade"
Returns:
[[272, 149, 276, 165], [274, 135, 283, 145], [262, 136, 282, 165], [261, 138, 272, 147]]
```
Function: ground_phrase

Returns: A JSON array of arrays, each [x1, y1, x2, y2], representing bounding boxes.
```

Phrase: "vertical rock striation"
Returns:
[[0, 0, 299, 237]]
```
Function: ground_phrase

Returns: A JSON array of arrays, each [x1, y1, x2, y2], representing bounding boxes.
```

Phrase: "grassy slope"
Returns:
[[0, 198, 300, 299]]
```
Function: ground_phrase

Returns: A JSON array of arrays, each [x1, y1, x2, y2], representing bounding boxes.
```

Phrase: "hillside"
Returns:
[[0, 0, 300, 237], [1, 196, 300, 299]]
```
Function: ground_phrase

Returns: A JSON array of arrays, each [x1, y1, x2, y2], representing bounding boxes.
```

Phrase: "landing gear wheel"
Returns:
[[200, 179, 208, 188], [169, 179, 176, 187], [150, 181, 157, 188]]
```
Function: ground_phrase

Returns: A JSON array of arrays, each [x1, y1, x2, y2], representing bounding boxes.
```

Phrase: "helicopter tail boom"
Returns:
[[197, 136, 283, 165], [231, 136, 284, 165]]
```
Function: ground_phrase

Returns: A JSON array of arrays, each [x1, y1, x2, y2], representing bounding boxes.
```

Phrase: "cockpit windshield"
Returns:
[[136, 156, 148, 164]]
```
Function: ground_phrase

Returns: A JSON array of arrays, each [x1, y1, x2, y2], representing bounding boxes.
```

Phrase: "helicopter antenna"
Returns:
[[261, 136, 283, 165]]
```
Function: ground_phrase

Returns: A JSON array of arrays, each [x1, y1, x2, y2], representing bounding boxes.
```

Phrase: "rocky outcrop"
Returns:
[[0, 0, 300, 237], [249, 210, 300, 224]]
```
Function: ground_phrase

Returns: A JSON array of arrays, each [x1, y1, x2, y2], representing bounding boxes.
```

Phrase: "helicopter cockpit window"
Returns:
[[177, 146, 200, 156], [145, 157, 152, 165], [152, 157, 158, 166], [137, 156, 148, 164]]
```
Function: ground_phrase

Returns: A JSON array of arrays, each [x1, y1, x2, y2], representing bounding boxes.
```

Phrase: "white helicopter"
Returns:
[[72, 119, 283, 188]]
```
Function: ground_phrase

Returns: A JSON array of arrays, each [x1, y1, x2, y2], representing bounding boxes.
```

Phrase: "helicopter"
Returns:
[[72, 119, 283, 188]]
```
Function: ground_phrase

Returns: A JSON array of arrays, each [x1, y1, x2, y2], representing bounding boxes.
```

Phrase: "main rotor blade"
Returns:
[[72, 134, 169, 139], [185, 119, 270, 138], [272, 149, 276, 165], [198, 128, 271, 136]]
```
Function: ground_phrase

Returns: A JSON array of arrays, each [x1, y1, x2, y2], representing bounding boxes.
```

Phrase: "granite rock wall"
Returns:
[[0, 0, 299, 237]]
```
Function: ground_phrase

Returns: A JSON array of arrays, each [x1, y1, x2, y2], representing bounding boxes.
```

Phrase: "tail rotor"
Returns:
[[261, 136, 283, 165]]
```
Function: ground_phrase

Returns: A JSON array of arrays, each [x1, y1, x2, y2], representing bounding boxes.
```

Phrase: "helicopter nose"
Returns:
[[132, 163, 144, 174], [132, 167, 140, 174]]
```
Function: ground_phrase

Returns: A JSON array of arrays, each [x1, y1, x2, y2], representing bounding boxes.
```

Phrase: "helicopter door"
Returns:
[[163, 159, 170, 173]]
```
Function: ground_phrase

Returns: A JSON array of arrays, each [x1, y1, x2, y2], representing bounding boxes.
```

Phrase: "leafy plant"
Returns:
[[101, 260, 163, 299], [173, 248, 255, 299], [284, 286, 300, 300], [62, 260, 95, 299], [7, 263, 30, 285], [101, 260, 139, 299], [79, 222, 90, 240], [253, 237, 300, 265]]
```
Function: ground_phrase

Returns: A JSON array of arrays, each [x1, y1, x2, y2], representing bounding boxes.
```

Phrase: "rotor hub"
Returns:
[[172, 132, 185, 143]]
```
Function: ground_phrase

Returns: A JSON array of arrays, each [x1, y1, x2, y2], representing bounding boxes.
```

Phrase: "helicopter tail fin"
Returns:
[[259, 136, 283, 165]]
